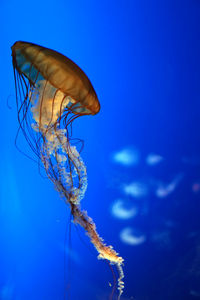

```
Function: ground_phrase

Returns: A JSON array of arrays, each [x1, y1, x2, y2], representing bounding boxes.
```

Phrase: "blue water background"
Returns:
[[0, 1, 200, 299]]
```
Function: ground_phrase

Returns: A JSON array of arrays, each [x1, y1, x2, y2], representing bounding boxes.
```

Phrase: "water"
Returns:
[[0, 1, 200, 299]]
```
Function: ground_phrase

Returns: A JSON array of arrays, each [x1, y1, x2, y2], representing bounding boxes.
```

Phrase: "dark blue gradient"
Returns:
[[1, 1, 200, 299]]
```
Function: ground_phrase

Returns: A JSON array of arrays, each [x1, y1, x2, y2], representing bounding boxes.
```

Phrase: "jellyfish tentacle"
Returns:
[[70, 202, 124, 296]]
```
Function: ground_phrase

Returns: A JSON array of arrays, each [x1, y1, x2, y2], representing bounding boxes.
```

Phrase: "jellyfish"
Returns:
[[11, 41, 124, 299]]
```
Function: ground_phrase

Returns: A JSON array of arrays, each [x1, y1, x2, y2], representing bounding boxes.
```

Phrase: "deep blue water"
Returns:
[[0, 1, 200, 299]]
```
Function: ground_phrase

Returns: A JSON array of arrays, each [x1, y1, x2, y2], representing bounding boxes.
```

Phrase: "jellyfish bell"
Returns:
[[12, 41, 100, 115], [11, 41, 124, 299]]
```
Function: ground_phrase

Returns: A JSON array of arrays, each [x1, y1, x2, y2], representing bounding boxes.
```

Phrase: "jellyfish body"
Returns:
[[12, 41, 124, 299]]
